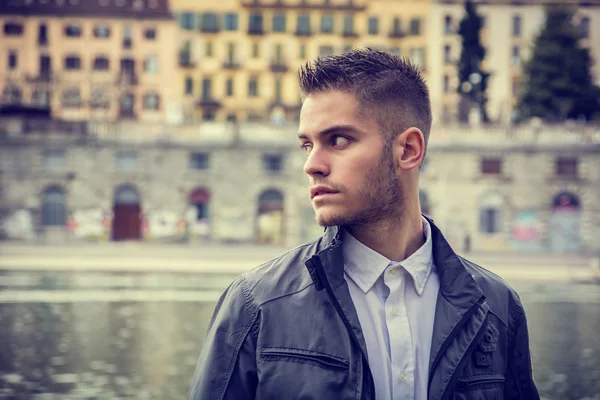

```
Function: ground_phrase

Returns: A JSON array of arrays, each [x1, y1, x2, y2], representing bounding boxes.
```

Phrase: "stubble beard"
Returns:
[[315, 142, 404, 231]]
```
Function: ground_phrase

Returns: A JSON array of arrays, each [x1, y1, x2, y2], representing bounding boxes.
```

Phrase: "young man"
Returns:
[[189, 49, 539, 400]]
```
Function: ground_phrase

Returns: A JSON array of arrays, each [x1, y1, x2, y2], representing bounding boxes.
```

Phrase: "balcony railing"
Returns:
[[197, 97, 222, 108], [295, 30, 312, 37], [222, 61, 241, 70], [248, 27, 265, 35], [117, 73, 138, 86], [240, 0, 366, 11], [270, 61, 288, 73], [388, 30, 405, 38]]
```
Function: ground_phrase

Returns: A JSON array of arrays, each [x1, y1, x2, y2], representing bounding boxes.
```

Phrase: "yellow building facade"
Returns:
[[170, 0, 432, 124], [0, 0, 177, 123]]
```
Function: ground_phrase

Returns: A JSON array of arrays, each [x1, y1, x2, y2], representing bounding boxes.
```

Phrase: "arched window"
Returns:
[[143, 92, 160, 110], [479, 192, 503, 233], [42, 185, 67, 226]]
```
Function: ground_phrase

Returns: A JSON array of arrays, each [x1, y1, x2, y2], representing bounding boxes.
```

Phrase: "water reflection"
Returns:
[[0, 278, 599, 399]]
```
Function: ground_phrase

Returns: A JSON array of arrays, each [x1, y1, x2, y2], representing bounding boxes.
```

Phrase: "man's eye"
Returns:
[[299, 143, 312, 152], [332, 136, 349, 147]]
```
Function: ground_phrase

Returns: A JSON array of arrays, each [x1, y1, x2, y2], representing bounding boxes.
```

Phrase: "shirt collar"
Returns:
[[343, 217, 434, 296]]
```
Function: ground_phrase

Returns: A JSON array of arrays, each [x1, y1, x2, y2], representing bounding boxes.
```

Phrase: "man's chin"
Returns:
[[315, 211, 352, 227]]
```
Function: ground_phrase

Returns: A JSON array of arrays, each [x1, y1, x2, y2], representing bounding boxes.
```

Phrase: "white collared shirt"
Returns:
[[343, 217, 440, 400]]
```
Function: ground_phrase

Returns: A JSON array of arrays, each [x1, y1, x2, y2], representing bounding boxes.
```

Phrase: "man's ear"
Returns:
[[394, 127, 425, 171]]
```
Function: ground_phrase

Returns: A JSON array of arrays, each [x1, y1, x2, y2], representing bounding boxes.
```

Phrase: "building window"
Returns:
[[343, 15, 354, 35], [189, 152, 210, 170], [200, 13, 220, 33], [180, 12, 196, 30], [409, 47, 425, 68], [119, 92, 135, 115], [123, 24, 133, 48], [43, 150, 66, 169], [38, 23, 49, 45], [116, 151, 138, 171], [299, 43, 306, 59], [226, 113, 237, 122], [224, 13, 239, 31], [444, 15, 453, 34], [2, 85, 22, 104], [443, 75, 449, 93], [512, 15, 521, 37], [275, 77, 282, 101], [94, 24, 110, 38], [201, 78, 212, 99], [479, 192, 503, 234], [249, 12, 264, 33], [319, 45, 334, 57], [273, 13, 286, 32], [512, 46, 520, 66], [297, 14, 311, 35], [185, 77, 193, 95], [62, 88, 81, 108], [64, 23, 82, 37], [392, 17, 401, 35], [263, 154, 283, 172], [32, 89, 51, 107], [202, 111, 215, 121], [321, 14, 334, 33], [368, 16, 378, 35], [42, 186, 67, 227], [206, 41, 213, 57], [90, 87, 109, 109], [8, 50, 18, 70], [248, 76, 258, 97], [144, 28, 157, 40], [555, 157, 578, 177], [512, 76, 520, 97], [580, 17, 590, 38], [143, 92, 160, 110], [410, 18, 421, 36], [252, 42, 260, 58], [93, 56, 110, 70], [4, 22, 24, 36], [481, 158, 502, 175], [226, 78, 234, 96], [64, 55, 81, 70], [444, 45, 451, 64], [144, 55, 158, 73]]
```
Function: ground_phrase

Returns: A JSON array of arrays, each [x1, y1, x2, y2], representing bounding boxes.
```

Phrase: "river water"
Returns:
[[0, 271, 599, 400]]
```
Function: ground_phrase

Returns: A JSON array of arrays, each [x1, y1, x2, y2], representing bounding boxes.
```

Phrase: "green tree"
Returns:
[[457, 0, 490, 124], [516, 6, 600, 123]]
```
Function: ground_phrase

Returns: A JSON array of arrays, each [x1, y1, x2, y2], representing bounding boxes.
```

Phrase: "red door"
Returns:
[[112, 204, 141, 241]]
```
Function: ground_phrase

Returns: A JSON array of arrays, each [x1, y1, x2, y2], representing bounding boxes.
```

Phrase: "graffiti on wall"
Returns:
[[511, 210, 544, 252], [68, 208, 111, 240], [2, 209, 35, 240], [143, 209, 185, 240]]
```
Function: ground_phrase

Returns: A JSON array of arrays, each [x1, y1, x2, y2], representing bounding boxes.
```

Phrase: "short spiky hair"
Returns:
[[299, 48, 432, 152]]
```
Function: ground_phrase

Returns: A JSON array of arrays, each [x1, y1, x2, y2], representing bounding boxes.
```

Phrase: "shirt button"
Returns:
[[390, 268, 399, 275], [392, 307, 401, 316], [399, 373, 408, 381]]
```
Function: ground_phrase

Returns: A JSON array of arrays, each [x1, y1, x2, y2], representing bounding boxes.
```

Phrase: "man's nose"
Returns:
[[303, 148, 330, 177]]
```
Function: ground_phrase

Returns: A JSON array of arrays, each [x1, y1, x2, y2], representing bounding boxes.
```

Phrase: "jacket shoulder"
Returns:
[[458, 256, 524, 327], [240, 236, 323, 306]]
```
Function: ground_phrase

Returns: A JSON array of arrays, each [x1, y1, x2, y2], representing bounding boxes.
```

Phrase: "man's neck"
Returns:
[[346, 211, 425, 263]]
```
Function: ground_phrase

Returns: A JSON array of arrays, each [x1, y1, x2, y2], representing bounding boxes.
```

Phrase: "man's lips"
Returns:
[[310, 186, 339, 199]]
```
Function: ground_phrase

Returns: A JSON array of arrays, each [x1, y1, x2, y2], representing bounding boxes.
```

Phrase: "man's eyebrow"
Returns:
[[297, 125, 359, 141]]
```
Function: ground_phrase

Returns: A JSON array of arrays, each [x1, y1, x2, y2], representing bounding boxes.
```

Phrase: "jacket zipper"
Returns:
[[456, 376, 505, 391], [439, 304, 488, 400], [309, 256, 376, 399]]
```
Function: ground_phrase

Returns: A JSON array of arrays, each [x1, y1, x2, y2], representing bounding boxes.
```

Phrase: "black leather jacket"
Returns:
[[189, 217, 540, 400]]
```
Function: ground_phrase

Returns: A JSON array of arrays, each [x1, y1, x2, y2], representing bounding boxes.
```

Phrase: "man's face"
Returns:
[[298, 90, 404, 228]]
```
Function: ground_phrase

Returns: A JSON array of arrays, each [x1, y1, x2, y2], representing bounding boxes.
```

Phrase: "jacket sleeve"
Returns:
[[504, 293, 540, 400], [188, 276, 258, 400]]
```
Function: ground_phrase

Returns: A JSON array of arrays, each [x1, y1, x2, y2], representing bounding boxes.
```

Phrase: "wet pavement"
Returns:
[[0, 271, 599, 400]]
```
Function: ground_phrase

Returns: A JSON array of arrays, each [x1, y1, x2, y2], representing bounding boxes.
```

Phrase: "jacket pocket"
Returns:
[[456, 374, 505, 391], [259, 347, 349, 371]]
